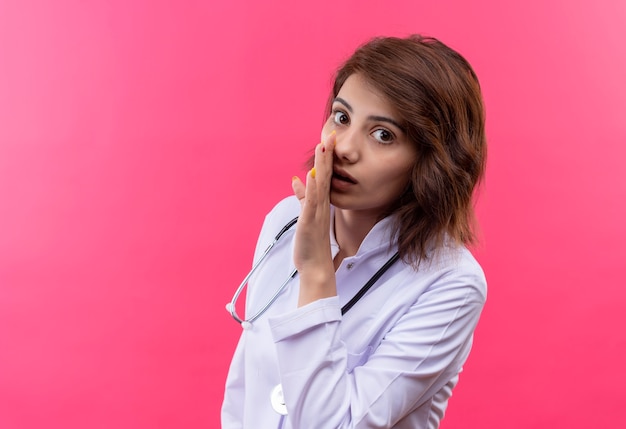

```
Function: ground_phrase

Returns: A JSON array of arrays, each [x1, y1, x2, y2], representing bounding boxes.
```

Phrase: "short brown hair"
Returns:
[[328, 35, 487, 266]]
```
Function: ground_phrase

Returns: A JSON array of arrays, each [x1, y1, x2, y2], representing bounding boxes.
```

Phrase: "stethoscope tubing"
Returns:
[[226, 216, 399, 327], [226, 217, 299, 325]]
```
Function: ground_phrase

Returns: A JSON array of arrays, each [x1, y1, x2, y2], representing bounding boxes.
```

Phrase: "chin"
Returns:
[[330, 194, 388, 216], [329, 191, 349, 208]]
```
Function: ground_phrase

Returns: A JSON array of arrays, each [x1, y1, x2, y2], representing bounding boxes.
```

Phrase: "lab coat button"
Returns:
[[347, 262, 354, 270], [271, 384, 288, 415]]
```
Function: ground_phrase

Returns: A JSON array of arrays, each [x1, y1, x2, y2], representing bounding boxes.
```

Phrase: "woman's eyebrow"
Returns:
[[369, 115, 405, 133], [334, 97, 353, 112], [334, 97, 405, 132]]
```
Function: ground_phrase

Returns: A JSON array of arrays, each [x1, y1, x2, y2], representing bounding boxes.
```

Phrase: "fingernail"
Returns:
[[310, 167, 316, 179], [292, 176, 299, 182]]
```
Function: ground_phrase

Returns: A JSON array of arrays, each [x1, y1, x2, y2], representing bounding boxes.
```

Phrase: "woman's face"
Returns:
[[321, 73, 417, 218]]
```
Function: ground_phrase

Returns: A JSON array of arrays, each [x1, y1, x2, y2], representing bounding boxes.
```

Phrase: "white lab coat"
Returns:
[[222, 196, 486, 429]]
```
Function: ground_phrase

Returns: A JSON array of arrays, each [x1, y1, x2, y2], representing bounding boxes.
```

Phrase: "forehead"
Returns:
[[335, 74, 400, 119]]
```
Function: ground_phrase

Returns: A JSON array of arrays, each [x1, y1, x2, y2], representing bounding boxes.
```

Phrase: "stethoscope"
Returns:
[[225, 216, 399, 328], [225, 216, 400, 417], [225, 217, 299, 329]]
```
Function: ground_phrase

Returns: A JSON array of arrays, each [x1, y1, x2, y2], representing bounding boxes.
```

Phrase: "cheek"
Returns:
[[320, 119, 334, 142], [385, 165, 414, 195]]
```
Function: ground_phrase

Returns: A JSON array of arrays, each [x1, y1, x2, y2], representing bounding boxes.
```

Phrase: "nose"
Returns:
[[333, 128, 360, 163]]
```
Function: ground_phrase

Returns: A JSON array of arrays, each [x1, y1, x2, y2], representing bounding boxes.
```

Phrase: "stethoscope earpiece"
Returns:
[[241, 321, 252, 330]]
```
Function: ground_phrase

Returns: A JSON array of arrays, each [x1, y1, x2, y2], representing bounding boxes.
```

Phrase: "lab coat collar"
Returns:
[[329, 205, 397, 257]]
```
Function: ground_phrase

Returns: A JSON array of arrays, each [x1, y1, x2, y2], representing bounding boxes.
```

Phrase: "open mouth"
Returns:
[[332, 170, 357, 184]]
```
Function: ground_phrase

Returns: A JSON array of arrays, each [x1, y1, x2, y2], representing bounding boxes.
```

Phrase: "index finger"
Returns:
[[312, 131, 336, 190]]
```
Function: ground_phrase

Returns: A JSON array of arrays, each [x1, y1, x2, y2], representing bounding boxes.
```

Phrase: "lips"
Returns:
[[332, 168, 357, 184]]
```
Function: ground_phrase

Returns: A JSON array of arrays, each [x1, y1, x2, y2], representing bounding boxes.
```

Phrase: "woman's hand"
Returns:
[[291, 132, 337, 307]]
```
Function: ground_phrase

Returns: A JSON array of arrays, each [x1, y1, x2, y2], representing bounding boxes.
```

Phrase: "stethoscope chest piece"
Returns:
[[270, 383, 288, 415]]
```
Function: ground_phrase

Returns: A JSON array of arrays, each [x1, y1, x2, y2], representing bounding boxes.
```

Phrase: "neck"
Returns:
[[333, 208, 381, 268]]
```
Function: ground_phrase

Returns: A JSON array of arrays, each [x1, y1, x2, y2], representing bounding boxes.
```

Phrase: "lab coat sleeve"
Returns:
[[221, 209, 272, 429], [222, 196, 301, 427], [221, 208, 274, 428], [268, 267, 486, 428], [221, 333, 246, 429]]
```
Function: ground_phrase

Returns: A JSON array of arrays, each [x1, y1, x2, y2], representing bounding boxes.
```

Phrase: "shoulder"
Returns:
[[252, 196, 301, 259], [262, 196, 300, 235], [262, 195, 301, 231], [422, 245, 487, 303]]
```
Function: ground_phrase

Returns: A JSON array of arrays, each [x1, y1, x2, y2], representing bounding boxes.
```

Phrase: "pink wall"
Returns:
[[1, 0, 625, 428]]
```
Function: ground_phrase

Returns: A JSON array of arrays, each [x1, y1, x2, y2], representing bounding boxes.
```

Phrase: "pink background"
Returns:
[[1, 0, 625, 428]]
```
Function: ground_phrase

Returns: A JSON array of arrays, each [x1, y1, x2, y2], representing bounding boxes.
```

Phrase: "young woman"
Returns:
[[223, 34, 487, 429]]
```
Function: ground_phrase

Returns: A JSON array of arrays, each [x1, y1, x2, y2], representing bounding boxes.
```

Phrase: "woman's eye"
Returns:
[[372, 129, 394, 144], [333, 111, 349, 125]]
